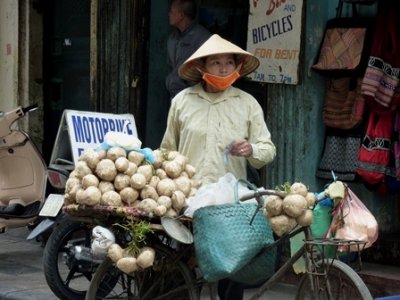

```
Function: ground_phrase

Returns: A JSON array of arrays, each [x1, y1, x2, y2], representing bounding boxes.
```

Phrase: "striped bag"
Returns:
[[322, 77, 365, 130], [361, 0, 400, 109], [312, 26, 367, 75], [312, 0, 374, 77]]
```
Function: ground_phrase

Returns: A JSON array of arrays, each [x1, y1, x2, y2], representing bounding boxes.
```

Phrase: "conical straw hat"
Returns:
[[178, 34, 260, 82]]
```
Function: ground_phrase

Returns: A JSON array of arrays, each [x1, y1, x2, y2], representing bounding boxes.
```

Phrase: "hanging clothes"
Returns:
[[361, 0, 400, 110]]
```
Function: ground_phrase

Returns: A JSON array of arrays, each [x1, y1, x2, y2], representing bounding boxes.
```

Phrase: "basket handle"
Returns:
[[234, 178, 260, 224], [234, 178, 258, 202]]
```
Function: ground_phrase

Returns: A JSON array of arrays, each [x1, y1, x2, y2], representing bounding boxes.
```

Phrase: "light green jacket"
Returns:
[[161, 83, 276, 186]]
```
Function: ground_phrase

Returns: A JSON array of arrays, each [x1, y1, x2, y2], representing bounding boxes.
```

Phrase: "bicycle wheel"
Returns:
[[85, 243, 200, 300], [296, 259, 373, 300]]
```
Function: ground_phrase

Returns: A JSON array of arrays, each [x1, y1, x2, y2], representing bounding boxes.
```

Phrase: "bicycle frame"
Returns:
[[246, 226, 308, 299], [238, 187, 372, 300]]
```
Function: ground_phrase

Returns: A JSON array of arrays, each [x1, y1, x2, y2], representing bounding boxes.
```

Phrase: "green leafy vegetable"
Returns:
[[113, 220, 153, 255]]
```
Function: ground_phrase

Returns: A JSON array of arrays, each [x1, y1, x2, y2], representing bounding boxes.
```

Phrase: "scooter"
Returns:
[[0, 104, 68, 236], [0, 104, 87, 300]]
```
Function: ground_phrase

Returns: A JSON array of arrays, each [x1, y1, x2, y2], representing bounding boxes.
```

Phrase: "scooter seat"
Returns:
[[0, 203, 24, 216], [0, 201, 40, 218]]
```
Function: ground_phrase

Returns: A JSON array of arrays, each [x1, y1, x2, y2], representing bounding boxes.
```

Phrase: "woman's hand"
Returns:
[[231, 139, 253, 157]]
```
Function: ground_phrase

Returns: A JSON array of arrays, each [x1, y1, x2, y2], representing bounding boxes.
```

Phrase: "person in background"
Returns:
[[160, 34, 276, 300], [166, 0, 211, 99]]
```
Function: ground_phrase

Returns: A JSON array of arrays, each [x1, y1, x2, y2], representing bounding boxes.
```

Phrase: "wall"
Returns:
[[0, 0, 43, 149], [0, 0, 18, 111], [28, 0, 44, 149], [19, 0, 44, 149]]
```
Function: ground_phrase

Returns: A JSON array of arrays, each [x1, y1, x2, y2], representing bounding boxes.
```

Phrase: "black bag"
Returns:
[[316, 129, 362, 182]]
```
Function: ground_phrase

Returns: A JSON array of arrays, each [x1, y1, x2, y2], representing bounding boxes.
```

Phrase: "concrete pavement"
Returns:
[[0, 227, 57, 300], [2, 226, 400, 300], [0, 227, 298, 300]]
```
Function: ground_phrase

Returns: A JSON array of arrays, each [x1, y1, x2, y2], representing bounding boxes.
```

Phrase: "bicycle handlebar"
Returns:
[[239, 189, 286, 201], [239, 187, 330, 206]]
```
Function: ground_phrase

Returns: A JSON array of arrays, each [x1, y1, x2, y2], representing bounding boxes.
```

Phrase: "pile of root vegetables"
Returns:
[[63, 146, 200, 218], [105, 220, 156, 274], [263, 182, 316, 237], [108, 243, 155, 274]]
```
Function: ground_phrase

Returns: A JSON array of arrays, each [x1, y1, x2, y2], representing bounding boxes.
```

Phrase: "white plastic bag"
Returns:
[[184, 173, 256, 217], [91, 226, 116, 255]]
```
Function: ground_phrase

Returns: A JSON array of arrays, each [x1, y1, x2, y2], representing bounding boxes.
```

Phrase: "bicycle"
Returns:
[[240, 184, 373, 300], [82, 181, 373, 300]]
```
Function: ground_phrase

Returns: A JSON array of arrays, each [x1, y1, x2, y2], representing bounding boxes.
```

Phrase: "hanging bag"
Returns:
[[322, 77, 365, 129], [384, 112, 400, 193], [393, 113, 400, 180], [355, 107, 394, 187], [312, 0, 375, 77], [316, 130, 362, 182], [361, 0, 400, 109], [192, 179, 276, 283], [326, 187, 378, 252]]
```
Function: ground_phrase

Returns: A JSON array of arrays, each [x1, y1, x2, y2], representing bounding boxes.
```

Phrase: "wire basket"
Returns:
[[304, 238, 367, 275]]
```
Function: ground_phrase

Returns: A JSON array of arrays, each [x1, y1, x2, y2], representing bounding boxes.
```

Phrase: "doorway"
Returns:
[[198, 0, 267, 101], [42, 0, 91, 162]]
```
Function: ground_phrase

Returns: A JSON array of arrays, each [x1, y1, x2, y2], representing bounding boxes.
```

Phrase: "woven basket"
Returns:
[[193, 202, 276, 284], [229, 243, 276, 285]]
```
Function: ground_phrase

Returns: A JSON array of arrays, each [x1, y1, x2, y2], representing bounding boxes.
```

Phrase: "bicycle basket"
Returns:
[[193, 202, 276, 284], [229, 242, 277, 285]]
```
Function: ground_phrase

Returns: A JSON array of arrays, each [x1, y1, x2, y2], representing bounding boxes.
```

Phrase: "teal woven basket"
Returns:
[[229, 225, 277, 285], [193, 202, 276, 283]]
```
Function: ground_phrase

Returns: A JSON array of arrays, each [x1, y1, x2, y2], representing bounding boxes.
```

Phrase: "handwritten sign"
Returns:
[[247, 0, 304, 84], [51, 110, 138, 165]]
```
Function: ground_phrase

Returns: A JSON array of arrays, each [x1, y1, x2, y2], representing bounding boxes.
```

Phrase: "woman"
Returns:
[[161, 34, 276, 186], [161, 34, 276, 300]]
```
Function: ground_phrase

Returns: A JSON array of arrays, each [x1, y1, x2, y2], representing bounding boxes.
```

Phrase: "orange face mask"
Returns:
[[201, 64, 242, 91]]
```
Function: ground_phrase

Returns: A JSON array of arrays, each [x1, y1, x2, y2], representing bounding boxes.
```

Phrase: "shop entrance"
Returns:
[[42, 0, 91, 162], [198, 0, 268, 103]]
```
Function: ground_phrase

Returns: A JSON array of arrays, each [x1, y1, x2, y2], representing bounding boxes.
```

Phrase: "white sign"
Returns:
[[53, 110, 138, 165], [247, 0, 304, 84], [39, 194, 65, 217]]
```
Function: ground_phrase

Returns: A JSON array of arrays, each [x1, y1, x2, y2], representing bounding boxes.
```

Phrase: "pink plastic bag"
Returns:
[[327, 188, 378, 252]]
